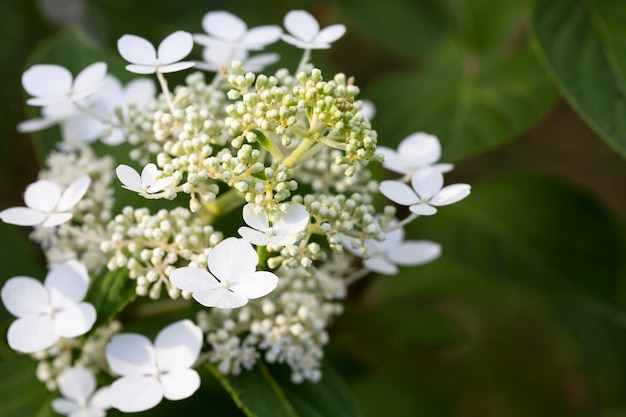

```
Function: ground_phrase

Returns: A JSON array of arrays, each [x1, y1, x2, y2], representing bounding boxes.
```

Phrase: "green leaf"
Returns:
[[530, 0, 626, 158], [209, 360, 362, 417], [86, 268, 137, 326], [0, 354, 55, 417]]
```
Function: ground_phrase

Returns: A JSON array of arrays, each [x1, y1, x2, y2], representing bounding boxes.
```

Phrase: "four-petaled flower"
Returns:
[[106, 320, 203, 413], [116, 163, 173, 194], [117, 31, 195, 74], [238, 203, 309, 247], [170, 238, 279, 309], [377, 132, 453, 176], [281, 10, 346, 50], [0, 260, 96, 353], [0, 175, 90, 228], [380, 169, 471, 215], [194, 11, 282, 52], [52, 367, 110, 417]]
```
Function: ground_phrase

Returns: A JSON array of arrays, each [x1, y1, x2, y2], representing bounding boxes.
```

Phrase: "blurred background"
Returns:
[[1, 0, 625, 416]]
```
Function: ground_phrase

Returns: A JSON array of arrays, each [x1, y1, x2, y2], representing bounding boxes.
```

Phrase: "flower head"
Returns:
[[380, 169, 470, 215], [238, 203, 309, 247], [194, 11, 282, 52], [0, 175, 90, 227], [52, 367, 110, 417], [106, 320, 203, 413], [116, 163, 173, 194], [117, 31, 195, 74], [281, 10, 346, 50], [1, 260, 96, 353], [377, 132, 453, 175], [170, 238, 279, 309]]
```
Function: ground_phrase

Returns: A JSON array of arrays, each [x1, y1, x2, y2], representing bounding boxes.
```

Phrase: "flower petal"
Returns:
[[0, 207, 47, 226], [140, 163, 157, 186], [409, 203, 437, 216], [51, 398, 79, 414], [158, 61, 195, 73], [46, 260, 90, 306], [1, 276, 49, 317], [106, 333, 157, 376], [72, 62, 107, 100], [193, 288, 248, 309], [388, 240, 441, 266], [117, 35, 156, 65], [116, 164, 141, 192], [243, 53, 280, 72], [430, 184, 471, 206], [22, 65, 72, 101], [231, 271, 278, 300], [378, 147, 409, 174], [24, 180, 62, 212], [315, 24, 346, 44], [90, 386, 111, 410], [125, 64, 157, 75], [54, 302, 96, 338], [363, 256, 398, 275], [56, 175, 91, 212], [157, 31, 194, 65], [242, 203, 269, 232], [169, 267, 218, 293], [241, 26, 282, 48], [8, 315, 58, 353], [155, 320, 202, 371], [109, 375, 162, 413], [398, 132, 441, 168], [208, 238, 258, 282], [203, 11, 247, 41], [58, 367, 96, 403], [124, 78, 156, 106], [41, 212, 73, 227], [160, 369, 201, 401], [238, 227, 270, 246], [411, 168, 443, 200], [284, 10, 319, 41], [267, 234, 296, 247], [379, 180, 420, 206], [273, 203, 309, 234], [147, 177, 173, 193], [17, 117, 58, 133]]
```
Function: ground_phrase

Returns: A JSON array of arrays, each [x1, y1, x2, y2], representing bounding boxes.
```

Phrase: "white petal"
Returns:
[[89, 386, 111, 410], [116, 165, 141, 192], [430, 184, 471, 206], [231, 271, 278, 300], [378, 147, 409, 175], [155, 320, 202, 371], [208, 238, 258, 282], [158, 61, 195, 73], [280, 34, 312, 49], [388, 240, 441, 266], [58, 367, 95, 402], [8, 315, 58, 353], [379, 180, 420, 206], [72, 62, 107, 100], [41, 212, 73, 227], [72, 409, 105, 417], [147, 177, 173, 193], [169, 267, 218, 293], [0, 207, 47, 226], [160, 369, 201, 401], [242, 203, 269, 232], [315, 24, 346, 44], [56, 175, 91, 212], [284, 10, 319, 40], [24, 180, 62, 212], [203, 11, 247, 41], [411, 169, 443, 200], [52, 398, 78, 414], [17, 117, 57, 133], [158, 31, 194, 65], [46, 260, 90, 306], [241, 26, 282, 48], [125, 64, 157, 74], [380, 226, 405, 247], [109, 375, 162, 413], [363, 256, 398, 275], [106, 333, 157, 376], [60, 112, 105, 144], [117, 34, 156, 65], [140, 163, 157, 186], [124, 78, 156, 106], [267, 234, 296, 246], [434, 163, 455, 173], [1, 276, 49, 317], [54, 302, 96, 338], [22, 65, 72, 100], [243, 53, 280, 72], [409, 203, 437, 216], [238, 227, 270, 246], [398, 132, 441, 168], [193, 288, 248, 309], [273, 203, 309, 234]]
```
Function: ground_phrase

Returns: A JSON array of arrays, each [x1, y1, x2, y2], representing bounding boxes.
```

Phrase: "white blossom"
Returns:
[[194, 11, 282, 52], [0, 175, 90, 227], [105, 320, 202, 413], [52, 367, 110, 417], [377, 132, 453, 175], [170, 238, 279, 309], [380, 169, 470, 216], [116, 163, 173, 194], [0, 260, 96, 353], [117, 31, 195, 74], [238, 203, 309, 247], [195, 47, 279, 73], [281, 10, 346, 50]]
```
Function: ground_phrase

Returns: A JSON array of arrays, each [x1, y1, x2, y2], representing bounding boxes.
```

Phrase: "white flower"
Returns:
[[238, 203, 309, 247], [22, 62, 107, 107], [377, 132, 453, 175], [0, 175, 90, 227], [170, 238, 279, 309], [380, 169, 470, 216], [195, 46, 279, 73], [342, 225, 441, 275], [117, 31, 195, 74], [115, 163, 173, 194], [194, 11, 282, 52], [52, 367, 110, 417], [0, 260, 96, 353], [281, 10, 346, 50], [105, 320, 202, 413]]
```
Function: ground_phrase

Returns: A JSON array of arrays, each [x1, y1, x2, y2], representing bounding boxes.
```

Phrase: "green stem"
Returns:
[[283, 138, 316, 168], [201, 188, 246, 219]]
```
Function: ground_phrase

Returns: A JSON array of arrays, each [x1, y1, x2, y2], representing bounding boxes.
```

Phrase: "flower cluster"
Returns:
[[1, 9, 470, 415]]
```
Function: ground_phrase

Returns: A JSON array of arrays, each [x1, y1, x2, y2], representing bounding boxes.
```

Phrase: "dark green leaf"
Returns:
[[87, 268, 137, 327], [0, 354, 55, 417], [530, 0, 626, 158]]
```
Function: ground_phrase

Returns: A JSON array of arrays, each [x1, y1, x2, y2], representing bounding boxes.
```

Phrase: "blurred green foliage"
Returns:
[[1, 0, 626, 416]]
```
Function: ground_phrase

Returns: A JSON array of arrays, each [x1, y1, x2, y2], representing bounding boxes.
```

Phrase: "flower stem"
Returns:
[[283, 138, 316, 168], [156, 71, 176, 114], [201, 188, 246, 219], [344, 267, 371, 286], [296, 49, 312, 74]]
